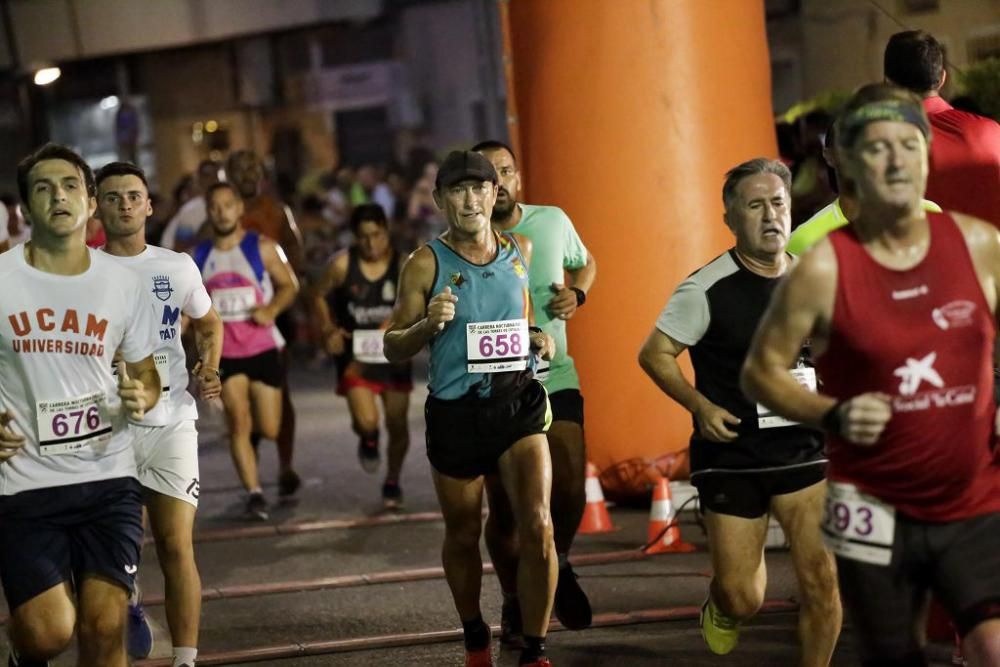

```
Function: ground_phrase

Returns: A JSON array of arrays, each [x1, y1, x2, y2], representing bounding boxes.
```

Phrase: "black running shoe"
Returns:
[[245, 492, 269, 521], [8, 649, 50, 667], [278, 469, 301, 498], [382, 480, 403, 510], [553, 563, 592, 630], [499, 595, 525, 649], [358, 437, 380, 474]]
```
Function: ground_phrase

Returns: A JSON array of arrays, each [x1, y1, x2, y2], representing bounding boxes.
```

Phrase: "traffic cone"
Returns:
[[577, 462, 615, 534], [644, 474, 696, 554]]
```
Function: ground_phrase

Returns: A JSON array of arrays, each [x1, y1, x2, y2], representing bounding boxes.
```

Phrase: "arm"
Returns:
[[311, 251, 351, 356], [638, 328, 740, 442], [513, 233, 555, 358], [740, 240, 890, 444], [254, 238, 300, 326], [191, 307, 223, 400], [383, 247, 452, 362], [551, 250, 596, 319], [281, 205, 306, 275]]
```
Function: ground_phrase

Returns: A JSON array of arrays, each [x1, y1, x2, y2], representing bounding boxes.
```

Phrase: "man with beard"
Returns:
[[193, 182, 299, 520], [472, 140, 598, 641], [225, 150, 302, 499]]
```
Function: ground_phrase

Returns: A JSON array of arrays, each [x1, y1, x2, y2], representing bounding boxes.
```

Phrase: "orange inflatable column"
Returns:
[[503, 1, 777, 480]]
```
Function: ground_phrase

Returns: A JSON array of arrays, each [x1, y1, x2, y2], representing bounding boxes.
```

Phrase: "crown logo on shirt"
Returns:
[[152, 275, 174, 302]]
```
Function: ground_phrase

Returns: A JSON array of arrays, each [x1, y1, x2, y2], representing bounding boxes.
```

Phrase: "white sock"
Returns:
[[249, 487, 263, 495], [129, 581, 142, 606], [173, 647, 197, 666]]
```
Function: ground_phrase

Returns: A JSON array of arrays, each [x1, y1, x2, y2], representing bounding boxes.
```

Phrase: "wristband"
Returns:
[[570, 286, 586, 307], [528, 326, 543, 335], [821, 401, 844, 435]]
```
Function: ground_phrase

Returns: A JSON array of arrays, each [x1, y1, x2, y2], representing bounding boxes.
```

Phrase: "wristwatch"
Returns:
[[570, 286, 586, 307]]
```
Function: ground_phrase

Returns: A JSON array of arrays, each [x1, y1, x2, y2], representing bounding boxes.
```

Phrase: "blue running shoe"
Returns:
[[127, 601, 154, 659]]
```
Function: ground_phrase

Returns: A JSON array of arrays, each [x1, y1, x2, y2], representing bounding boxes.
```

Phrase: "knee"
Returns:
[[517, 507, 554, 558], [446, 518, 483, 551], [714, 576, 765, 619], [155, 530, 195, 570], [228, 411, 252, 437], [11, 610, 74, 660], [385, 418, 409, 442], [352, 419, 379, 437], [77, 604, 125, 650]]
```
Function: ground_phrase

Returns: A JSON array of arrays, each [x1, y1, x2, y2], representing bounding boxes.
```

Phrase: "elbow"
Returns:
[[739, 358, 763, 403], [637, 344, 655, 380]]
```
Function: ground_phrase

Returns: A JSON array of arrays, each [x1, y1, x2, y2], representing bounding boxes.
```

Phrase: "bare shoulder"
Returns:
[[330, 248, 350, 271], [952, 211, 1000, 250], [401, 245, 437, 285], [788, 235, 838, 288], [511, 232, 532, 258]]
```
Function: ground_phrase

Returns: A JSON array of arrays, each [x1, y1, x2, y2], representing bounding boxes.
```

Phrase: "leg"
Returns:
[[496, 434, 558, 639], [380, 389, 411, 483], [146, 491, 201, 655], [346, 386, 382, 474], [8, 583, 76, 662], [962, 619, 1000, 667], [770, 480, 842, 667], [76, 575, 129, 667], [249, 380, 283, 441], [546, 419, 587, 555], [484, 474, 519, 596], [703, 510, 769, 620], [276, 350, 296, 475], [220, 375, 259, 492], [432, 470, 487, 623]]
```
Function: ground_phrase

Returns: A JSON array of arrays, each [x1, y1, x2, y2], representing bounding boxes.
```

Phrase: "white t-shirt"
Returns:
[[160, 196, 206, 250], [102, 245, 213, 426], [0, 247, 156, 495]]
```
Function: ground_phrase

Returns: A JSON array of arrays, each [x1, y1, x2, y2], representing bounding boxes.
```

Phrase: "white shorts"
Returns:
[[130, 420, 200, 508]]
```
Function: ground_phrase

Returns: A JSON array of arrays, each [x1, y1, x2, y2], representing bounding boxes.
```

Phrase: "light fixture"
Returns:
[[99, 95, 119, 110], [33, 67, 61, 86]]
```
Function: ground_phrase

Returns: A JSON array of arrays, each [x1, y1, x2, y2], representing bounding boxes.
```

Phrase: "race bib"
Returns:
[[212, 286, 257, 322], [466, 319, 529, 373], [154, 352, 171, 403], [36, 391, 113, 456], [352, 329, 388, 364], [757, 367, 817, 429], [821, 482, 895, 566], [534, 358, 551, 382]]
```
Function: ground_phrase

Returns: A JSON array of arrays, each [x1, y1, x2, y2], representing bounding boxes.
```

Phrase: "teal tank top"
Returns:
[[427, 233, 534, 400]]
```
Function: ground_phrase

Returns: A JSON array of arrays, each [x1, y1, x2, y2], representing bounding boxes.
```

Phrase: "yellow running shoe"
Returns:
[[699, 597, 741, 655]]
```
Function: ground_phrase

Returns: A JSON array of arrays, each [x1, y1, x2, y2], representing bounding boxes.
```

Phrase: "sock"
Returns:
[[129, 581, 142, 606], [172, 647, 197, 667], [557, 552, 570, 569], [461, 614, 490, 651], [361, 431, 378, 449], [9, 647, 49, 667], [249, 487, 263, 496], [519, 635, 546, 664]]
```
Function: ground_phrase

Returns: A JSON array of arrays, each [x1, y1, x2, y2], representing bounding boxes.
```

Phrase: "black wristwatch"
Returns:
[[821, 401, 844, 435], [570, 286, 586, 307], [528, 325, 543, 335]]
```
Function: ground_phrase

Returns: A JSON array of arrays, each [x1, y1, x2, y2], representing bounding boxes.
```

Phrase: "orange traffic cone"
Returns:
[[644, 474, 696, 554], [577, 462, 615, 534]]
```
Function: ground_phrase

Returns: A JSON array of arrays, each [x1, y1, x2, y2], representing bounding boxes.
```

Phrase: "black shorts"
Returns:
[[0, 477, 144, 611], [692, 461, 827, 519], [220, 349, 283, 388], [425, 379, 551, 478], [836, 511, 1000, 661], [548, 388, 584, 426]]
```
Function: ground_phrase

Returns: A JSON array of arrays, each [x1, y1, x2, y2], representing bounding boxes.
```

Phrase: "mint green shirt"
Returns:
[[788, 197, 942, 256], [509, 204, 589, 393]]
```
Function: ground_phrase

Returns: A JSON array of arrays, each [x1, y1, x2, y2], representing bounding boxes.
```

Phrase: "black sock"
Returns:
[[360, 431, 378, 448], [462, 614, 491, 651], [519, 635, 546, 664]]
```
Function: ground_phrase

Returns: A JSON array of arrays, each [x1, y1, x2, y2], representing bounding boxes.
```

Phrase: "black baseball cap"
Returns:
[[435, 150, 497, 190]]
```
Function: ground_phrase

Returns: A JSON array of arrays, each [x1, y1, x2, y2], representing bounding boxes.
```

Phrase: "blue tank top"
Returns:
[[427, 233, 534, 400]]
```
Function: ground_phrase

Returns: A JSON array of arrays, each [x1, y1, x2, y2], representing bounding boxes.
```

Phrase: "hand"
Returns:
[[116, 361, 147, 421], [192, 361, 222, 401], [837, 393, 893, 446], [694, 401, 741, 442], [0, 411, 25, 462], [323, 326, 351, 356], [548, 283, 579, 320], [426, 286, 457, 331], [251, 305, 276, 327], [529, 330, 556, 361]]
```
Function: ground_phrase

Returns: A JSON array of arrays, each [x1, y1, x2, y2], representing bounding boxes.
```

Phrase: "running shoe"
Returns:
[[278, 469, 301, 498], [358, 436, 380, 474], [126, 601, 154, 659], [499, 595, 524, 648], [382, 480, 403, 510], [552, 563, 592, 630], [464, 645, 493, 667], [518, 659, 552, 667], [245, 492, 269, 521], [8, 648, 50, 666], [699, 596, 741, 655]]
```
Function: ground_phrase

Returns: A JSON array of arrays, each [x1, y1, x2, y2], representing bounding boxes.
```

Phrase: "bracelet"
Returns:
[[570, 287, 586, 307], [528, 326, 543, 335], [197, 363, 221, 377], [821, 401, 844, 434]]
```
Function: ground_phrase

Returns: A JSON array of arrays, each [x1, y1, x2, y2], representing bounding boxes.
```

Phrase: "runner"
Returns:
[[312, 203, 412, 509], [384, 150, 557, 667], [743, 83, 1000, 666], [193, 182, 299, 520], [0, 143, 160, 666], [96, 161, 223, 667]]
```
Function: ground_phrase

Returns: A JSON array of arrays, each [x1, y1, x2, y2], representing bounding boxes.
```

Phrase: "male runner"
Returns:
[[96, 161, 223, 667], [639, 158, 840, 665], [0, 143, 160, 667], [226, 149, 302, 498], [193, 182, 299, 520], [473, 140, 598, 638], [384, 150, 557, 667], [312, 203, 412, 509], [743, 83, 1000, 666]]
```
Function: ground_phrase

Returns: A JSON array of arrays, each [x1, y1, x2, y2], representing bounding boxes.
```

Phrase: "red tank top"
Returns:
[[816, 212, 1000, 522]]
